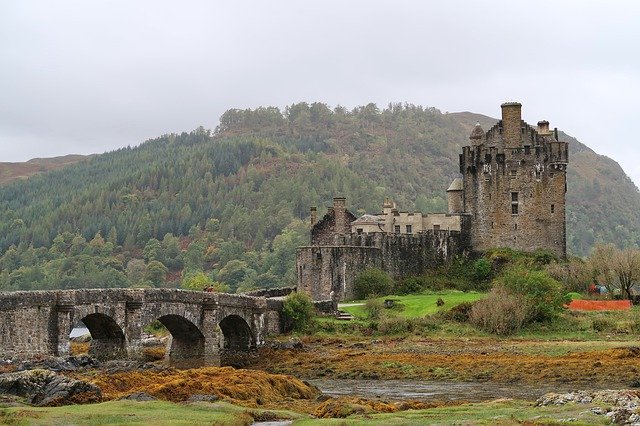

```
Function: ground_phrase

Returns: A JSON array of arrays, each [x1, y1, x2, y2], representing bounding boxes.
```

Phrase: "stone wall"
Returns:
[[0, 289, 284, 365], [460, 103, 568, 258], [297, 227, 470, 301]]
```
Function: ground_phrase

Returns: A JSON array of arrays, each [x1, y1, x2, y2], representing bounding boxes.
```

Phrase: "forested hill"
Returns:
[[0, 103, 638, 292]]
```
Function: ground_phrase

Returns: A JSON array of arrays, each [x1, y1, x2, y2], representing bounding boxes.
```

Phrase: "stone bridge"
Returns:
[[0, 289, 286, 367]]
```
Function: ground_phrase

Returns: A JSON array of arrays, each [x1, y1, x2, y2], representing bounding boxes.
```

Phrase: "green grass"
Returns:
[[292, 400, 611, 425], [0, 400, 303, 426], [340, 290, 485, 319]]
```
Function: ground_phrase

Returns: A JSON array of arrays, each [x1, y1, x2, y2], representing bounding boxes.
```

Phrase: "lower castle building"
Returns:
[[296, 102, 569, 301]]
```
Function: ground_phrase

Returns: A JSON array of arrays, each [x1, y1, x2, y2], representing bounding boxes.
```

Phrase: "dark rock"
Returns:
[[120, 392, 156, 401], [280, 338, 303, 350], [0, 369, 101, 406], [17, 356, 100, 372], [188, 394, 219, 403]]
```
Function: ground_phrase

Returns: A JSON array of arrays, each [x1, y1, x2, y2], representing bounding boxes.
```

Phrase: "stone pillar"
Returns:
[[252, 310, 266, 348], [55, 294, 75, 357], [201, 298, 221, 366], [124, 300, 143, 360]]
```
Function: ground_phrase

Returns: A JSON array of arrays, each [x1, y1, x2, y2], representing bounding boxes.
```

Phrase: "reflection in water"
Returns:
[[69, 326, 89, 338], [311, 379, 610, 402]]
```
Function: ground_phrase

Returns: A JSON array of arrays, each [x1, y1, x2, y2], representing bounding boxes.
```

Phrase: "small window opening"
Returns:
[[510, 170, 517, 178], [433, 224, 440, 231], [511, 192, 518, 202], [356, 228, 363, 235], [551, 204, 555, 214], [514, 223, 518, 230], [406, 225, 412, 234], [394, 225, 400, 234], [512, 204, 518, 215]]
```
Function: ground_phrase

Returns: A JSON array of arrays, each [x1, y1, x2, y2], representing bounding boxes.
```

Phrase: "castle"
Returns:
[[296, 102, 569, 301]]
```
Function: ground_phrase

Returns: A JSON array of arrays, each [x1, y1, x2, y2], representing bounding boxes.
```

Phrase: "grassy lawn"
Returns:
[[340, 290, 485, 319], [293, 400, 610, 425], [0, 400, 303, 426]]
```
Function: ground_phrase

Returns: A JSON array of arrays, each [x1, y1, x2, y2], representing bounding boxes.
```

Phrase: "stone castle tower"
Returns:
[[459, 102, 569, 258]]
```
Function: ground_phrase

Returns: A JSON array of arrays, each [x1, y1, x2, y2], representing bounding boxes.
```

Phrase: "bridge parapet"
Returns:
[[0, 289, 286, 366]]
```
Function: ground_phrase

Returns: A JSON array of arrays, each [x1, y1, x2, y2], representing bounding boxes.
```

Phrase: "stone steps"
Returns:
[[335, 310, 354, 321]]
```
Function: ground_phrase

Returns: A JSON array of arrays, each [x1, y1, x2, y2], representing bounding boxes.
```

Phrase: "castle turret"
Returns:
[[446, 178, 464, 214]]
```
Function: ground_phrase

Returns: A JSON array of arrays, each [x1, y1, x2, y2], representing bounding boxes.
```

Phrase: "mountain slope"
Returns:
[[0, 102, 638, 291], [0, 155, 90, 185]]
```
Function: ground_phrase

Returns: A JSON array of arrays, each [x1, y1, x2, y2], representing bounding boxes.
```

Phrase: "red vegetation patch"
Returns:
[[567, 300, 632, 311]]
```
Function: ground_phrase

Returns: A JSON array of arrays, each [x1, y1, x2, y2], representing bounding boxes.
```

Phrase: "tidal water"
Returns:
[[310, 378, 596, 402]]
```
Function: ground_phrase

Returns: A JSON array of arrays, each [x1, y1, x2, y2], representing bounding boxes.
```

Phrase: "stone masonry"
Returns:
[[296, 102, 568, 301], [0, 288, 285, 366]]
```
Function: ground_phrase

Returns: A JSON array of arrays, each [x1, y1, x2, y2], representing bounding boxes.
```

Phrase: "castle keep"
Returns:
[[296, 102, 568, 301]]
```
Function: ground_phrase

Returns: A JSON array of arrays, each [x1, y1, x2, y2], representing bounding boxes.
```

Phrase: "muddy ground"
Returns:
[[247, 336, 640, 389]]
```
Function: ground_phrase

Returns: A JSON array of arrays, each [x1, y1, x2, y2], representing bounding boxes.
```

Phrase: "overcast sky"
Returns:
[[1, 1, 639, 186]]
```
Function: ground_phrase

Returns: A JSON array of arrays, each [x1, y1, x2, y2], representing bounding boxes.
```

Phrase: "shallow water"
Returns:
[[310, 378, 605, 402]]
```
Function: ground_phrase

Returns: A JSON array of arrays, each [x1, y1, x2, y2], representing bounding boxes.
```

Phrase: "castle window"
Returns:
[[511, 192, 519, 215], [394, 225, 401, 234], [357, 228, 363, 235], [551, 204, 555, 214], [433, 224, 440, 231], [535, 170, 541, 180], [510, 170, 517, 178], [406, 225, 412, 234], [512, 204, 518, 215], [511, 192, 518, 202], [524, 145, 531, 155], [514, 223, 518, 230], [491, 222, 494, 229]]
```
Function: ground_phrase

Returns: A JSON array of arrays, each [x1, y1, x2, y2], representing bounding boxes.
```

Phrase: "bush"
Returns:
[[363, 297, 384, 319], [469, 287, 530, 335], [377, 316, 441, 335], [353, 268, 393, 299], [443, 301, 475, 323], [394, 276, 427, 295], [283, 292, 315, 332], [495, 266, 567, 323], [473, 258, 492, 281]]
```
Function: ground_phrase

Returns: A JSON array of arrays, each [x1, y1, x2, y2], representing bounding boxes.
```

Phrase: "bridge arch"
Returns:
[[154, 314, 205, 368], [219, 314, 254, 351], [78, 313, 126, 360]]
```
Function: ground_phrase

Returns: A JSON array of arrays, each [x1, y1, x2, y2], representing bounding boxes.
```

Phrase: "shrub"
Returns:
[[353, 268, 393, 299], [469, 287, 530, 335], [443, 301, 475, 323], [283, 292, 315, 332], [394, 276, 427, 295], [494, 266, 567, 323], [363, 297, 384, 319], [473, 258, 492, 281]]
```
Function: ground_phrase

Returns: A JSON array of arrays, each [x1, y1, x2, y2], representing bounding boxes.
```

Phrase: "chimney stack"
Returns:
[[333, 197, 347, 234], [501, 102, 522, 147], [310, 206, 317, 226], [537, 120, 550, 135]]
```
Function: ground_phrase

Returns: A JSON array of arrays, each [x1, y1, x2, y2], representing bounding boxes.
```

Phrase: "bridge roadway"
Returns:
[[0, 288, 285, 367]]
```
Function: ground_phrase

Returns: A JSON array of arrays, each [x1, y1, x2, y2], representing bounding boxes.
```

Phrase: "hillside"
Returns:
[[0, 155, 90, 185], [0, 102, 638, 292]]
